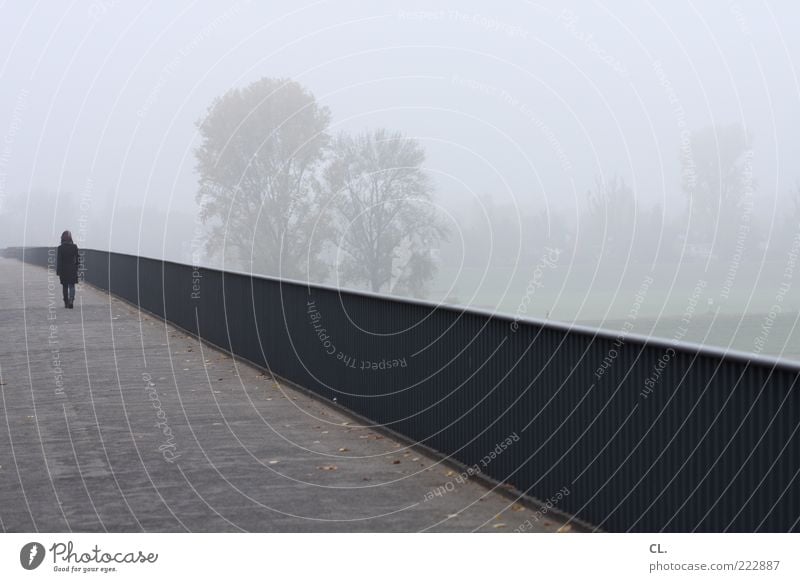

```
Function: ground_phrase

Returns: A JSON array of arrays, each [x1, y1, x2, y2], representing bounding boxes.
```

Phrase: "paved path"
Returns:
[[0, 258, 567, 532]]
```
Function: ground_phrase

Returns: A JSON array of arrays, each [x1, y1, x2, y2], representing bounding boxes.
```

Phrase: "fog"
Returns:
[[2, 0, 800, 357]]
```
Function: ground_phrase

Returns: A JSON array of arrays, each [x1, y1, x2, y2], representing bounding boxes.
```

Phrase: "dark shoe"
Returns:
[[64, 299, 69, 308], [68, 301, 74, 309]]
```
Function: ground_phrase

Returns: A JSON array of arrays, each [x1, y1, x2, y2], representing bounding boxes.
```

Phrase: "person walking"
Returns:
[[56, 230, 79, 309]]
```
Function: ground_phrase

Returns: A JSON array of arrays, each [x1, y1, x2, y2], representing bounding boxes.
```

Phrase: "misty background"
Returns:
[[2, 0, 800, 358]]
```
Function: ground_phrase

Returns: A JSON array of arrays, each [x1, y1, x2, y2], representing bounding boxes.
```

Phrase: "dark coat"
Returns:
[[56, 242, 79, 285]]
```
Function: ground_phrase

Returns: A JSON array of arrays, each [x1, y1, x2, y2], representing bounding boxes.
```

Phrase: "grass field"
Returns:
[[430, 257, 800, 361]]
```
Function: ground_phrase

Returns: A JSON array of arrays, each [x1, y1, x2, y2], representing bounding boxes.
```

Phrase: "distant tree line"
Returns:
[[191, 83, 793, 302], [445, 122, 787, 282]]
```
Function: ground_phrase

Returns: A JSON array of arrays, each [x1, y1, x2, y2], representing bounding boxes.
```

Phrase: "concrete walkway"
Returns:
[[0, 258, 568, 532]]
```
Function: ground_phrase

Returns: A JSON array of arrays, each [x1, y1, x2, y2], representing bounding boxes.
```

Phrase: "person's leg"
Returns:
[[68, 284, 75, 307], [62, 284, 69, 307]]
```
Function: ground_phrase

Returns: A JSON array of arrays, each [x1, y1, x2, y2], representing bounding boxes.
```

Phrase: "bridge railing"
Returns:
[[6, 246, 799, 532]]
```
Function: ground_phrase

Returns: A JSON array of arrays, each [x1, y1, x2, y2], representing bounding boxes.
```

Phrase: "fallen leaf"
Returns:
[[492, 523, 506, 529], [392, 460, 401, 464], [556, 524, 572, 533], [338, 447, 349, 452], [318, 465, 338, 471]]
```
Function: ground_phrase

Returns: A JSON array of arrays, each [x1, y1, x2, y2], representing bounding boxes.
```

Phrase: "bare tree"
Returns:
[[195, 77, 332, 280], [680, 124, 753, 244], [325, 129, 447, 297]]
